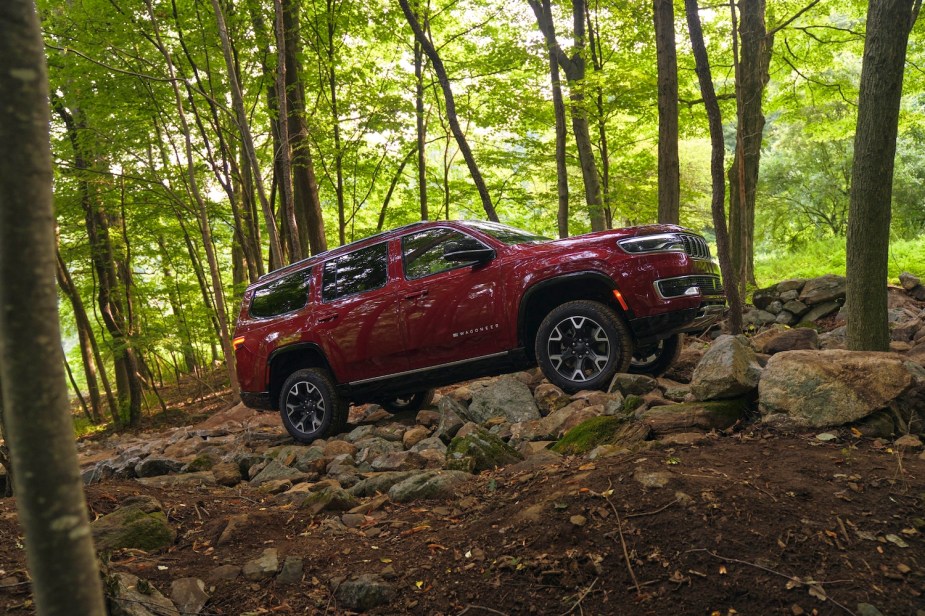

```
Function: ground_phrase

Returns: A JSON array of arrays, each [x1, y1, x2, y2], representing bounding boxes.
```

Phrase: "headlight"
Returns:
[[618, 233, 685, 254]]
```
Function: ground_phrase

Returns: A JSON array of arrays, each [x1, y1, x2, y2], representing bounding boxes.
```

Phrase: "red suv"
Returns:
[[233, 220, 724, 442]]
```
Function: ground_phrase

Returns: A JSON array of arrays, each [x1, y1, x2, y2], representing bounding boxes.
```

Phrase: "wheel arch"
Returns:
[[268, 343, 334, 407], [518, 272, 629, 360]]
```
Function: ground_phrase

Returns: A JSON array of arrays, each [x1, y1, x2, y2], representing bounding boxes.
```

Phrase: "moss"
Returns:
[[185, 453, 216, 472], [93, 506, 176, 552], [552, 416, 630, 456], [445, 429, 521, 473], [622, 395, 644, 413]]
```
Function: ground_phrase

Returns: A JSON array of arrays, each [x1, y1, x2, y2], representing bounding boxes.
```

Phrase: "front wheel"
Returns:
[[629, 334, 683, 377], [278, 368, 347, 443], [535, 300, 633, 393]]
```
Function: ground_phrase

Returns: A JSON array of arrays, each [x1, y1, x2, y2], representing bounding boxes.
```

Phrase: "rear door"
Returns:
[[397, 227, 507, 370], [313, 241, 408, 383]]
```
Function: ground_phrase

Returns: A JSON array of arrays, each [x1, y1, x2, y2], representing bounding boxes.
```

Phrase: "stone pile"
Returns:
[[746, 274, 846, 326]]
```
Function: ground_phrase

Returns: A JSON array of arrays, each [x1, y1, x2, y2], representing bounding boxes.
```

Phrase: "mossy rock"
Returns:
[[445, 428, 522, 473], [637, 398, 749, 434], [552, 416, 650, 456], [299, 486, 358, 515], [622, 395, 645, 413], [185, 453, 217, 472], [91, 496, 176, 552]]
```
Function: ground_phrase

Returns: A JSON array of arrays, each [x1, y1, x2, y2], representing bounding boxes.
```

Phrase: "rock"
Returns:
[[212, 461, 242, 487], [354, 438, 402, 465], [774, 311, 795, 325], [777, 278, 807, 293], [853, 410, 897, 438], [659, 379, 691, 402], [751, 286, 777, 310], [665, 347, 704, 383], [134, 457, 183, 478], [857, 604, 885, 616], [634, 469, 672, 489], [387, 470, 471, 502], [637, 399, 748, 434], [135, 471, 216, 489], [416, 409, 441, 427], [819, 325, 847, 350], [109, 573, 179, 616], [745, 309, 777, 326], [183, 452, 218, 473], [463, 375, 541, 425], [334, 573, 395, 612], [759, 350, 915, 428], [373, 424, 405, 442], [410, 436, 447, 454], [170, 578, 208, 616], [912, 285, 925, 301], [899, 272, 921, 291], [277, 556, 304, 585], [349, 471, 419, 497], [609, 373, 658, 396], [243, 548, 279, 581], [892, 317, 924, 343], [759, 328, 819, 355], [658, 432, 709, 446], [300, 485, 360, 515], [691, 335, 762, 401], [206, 565, 241, 583], [445, 428, 523, 473], [250, 459, 312, 486], [324, 440, 358, 458], [370, 450, 429, 472], [551, 416, 650, 455], [896, 434, 923, 449], [799, 274, 846, 305], [217, 514, 249, 546], [91, 495, 176, 552], [533, 383, 571, 416], [402, 426, 431, 449], [798, 300, 841, 324], [435, 396, 466, 442]]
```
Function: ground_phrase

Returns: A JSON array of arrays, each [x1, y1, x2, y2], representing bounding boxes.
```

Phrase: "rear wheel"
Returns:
[[278, 368, 346, 443], [535, 300, 633, 393], [378, 389, 436, 414], [629, 333, 683, 377]]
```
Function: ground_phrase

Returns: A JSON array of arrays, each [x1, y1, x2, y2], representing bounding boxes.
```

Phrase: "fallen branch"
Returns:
[[600, 481, 641, 595], [625, 498, 679, 519], [457, 605, 509, 616], [558, 577, 598, 616]]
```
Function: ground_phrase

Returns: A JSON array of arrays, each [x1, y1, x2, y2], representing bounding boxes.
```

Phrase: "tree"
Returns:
[[685, 0, 744, 334], [0, 1, 107, 613], [654, 0, 680, 224], [845, 0, 921, 351]]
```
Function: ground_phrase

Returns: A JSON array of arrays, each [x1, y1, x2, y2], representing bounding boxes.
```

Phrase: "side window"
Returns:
[[402, 228, 486, 280], [321, 242, 389, 302], [249, 269, 311, 318]]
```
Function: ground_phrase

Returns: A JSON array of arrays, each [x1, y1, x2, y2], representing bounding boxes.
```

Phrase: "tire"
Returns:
[[278, 368, 347, 443], [378, 389, 436, 414], [629, 333, 683, 377], [535, 300, 633, 393]]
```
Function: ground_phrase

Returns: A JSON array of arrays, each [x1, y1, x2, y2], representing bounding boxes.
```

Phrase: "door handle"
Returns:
[[316, 312, 338, 323], [404, 290, 428, 300]]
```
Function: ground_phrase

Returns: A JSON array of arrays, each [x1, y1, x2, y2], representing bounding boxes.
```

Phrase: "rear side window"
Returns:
[[322, 242, 389, 302], [249, 270, 312, 318], [402, 228, 486, 279]]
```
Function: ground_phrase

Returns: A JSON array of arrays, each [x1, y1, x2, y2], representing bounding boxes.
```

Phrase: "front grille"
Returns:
[[679, 234, 711, 260], [657, 275, 724, 298]]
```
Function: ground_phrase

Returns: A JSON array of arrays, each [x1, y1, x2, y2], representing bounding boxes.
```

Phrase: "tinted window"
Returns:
[[402, 228, 486, 279], [250, 270, 311, 318], [322, 242, 389, 301]]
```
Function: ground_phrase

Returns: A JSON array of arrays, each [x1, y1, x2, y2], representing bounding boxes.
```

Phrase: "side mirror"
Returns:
[[443, 240, 495, 264]]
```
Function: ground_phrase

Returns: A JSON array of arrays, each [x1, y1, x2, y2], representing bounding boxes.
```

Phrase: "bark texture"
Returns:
[[685, 0, 743, 334], [654, 0, 680, 224], [846, 0, 918, 351], [0, 2, 107, 612]]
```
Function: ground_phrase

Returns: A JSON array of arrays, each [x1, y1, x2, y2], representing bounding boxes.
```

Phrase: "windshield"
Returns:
[[462, 220, 550, 245]]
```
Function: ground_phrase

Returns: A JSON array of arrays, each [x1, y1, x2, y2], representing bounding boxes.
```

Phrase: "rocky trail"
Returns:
[[1, 274, 925, 615]]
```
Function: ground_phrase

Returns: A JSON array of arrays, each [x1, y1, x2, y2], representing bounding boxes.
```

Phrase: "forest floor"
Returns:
[[1, 375, 924, 616]]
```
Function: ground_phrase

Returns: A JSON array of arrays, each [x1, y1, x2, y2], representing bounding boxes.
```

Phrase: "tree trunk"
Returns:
[[148, 0, 239, 393], [415, 33, 429, 221], [549, 45, 570, 238], [211, 0, 284, 267], [274, 0, 302, 262], [529, 0, 605, 231], [685, 0, 744, 335], [282, 0, 327, 255], [654, 0, 680, 224], [0, 2, 107, 612], [585, 5, 611, 228], [398, 0, 499, 222], [846, 0, 919, 351], [728, 0, 771, 293]]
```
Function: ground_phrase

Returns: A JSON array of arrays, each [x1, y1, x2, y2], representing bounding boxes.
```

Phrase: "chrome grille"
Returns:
[[679, 234, 711, 260], [657, 275, 724, 298]]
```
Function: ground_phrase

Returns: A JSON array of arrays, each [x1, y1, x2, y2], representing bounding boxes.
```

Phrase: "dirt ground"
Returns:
[[1, 419, 923, 615]]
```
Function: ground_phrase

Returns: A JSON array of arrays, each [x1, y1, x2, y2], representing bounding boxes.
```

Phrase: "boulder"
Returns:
[[445, 428, 523, 473], [463, 376, 541, 425], [134, 457, 183, 478], [899, 271, 921, 291], [249, 459, 312, 487], [402, 425, 431, 449], [370, 450, 429, 472], [135, 471, 216, 489], [759, 350, 915, 428], [551, 416, 651, 455], [387, 470, 471, 502], [299, 485, 359, 515], [334, 573, 395, 612], [434, 396, 466, 442], [691, 335, 762, 401], [799, 274, 846, 305], [636, 399, 748, 434], [109, 573, 179, 616], [751, 286, 777, 310], [349, 471, 419, 497], [170, 578, 208, 616], [758, 328, 819, 355], [799, 300, 842, 324], [91, 495, 176, 552], [533, 383, 571, 416], [777, 278, 807, 293], [608, 373, 658, 396], [819, 325, 848, 350]]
